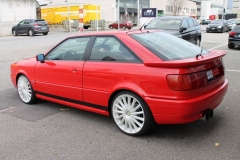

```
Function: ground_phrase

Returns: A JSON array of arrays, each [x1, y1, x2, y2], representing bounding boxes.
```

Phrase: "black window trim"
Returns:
[[85, 35, 143, 63]]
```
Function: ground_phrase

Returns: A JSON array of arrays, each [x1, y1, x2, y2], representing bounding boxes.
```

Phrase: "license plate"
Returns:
[[211, 28, 215, 30], [42, 27, 46, 29], [206, 70, 213, 80]]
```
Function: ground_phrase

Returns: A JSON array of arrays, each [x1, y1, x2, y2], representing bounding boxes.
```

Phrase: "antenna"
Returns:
[[139, 10, 153, 31]]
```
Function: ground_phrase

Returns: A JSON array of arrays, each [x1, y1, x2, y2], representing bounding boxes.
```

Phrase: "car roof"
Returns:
[[68, 30, 159, 38], [156, 16, 193, 20]]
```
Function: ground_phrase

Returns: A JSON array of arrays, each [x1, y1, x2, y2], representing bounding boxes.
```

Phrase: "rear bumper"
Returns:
[[33, 28, 49, 33], [229, 38, 240, 46], [145, 79, 228, 124]]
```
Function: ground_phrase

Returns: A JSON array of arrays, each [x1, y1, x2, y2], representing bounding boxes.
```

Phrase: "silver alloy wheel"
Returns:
[[112, 94, 145, 134], [29, 30, 33, 36], [122, 26, 126, 30], [17, 76, 32, 103], [110, 26, 113, 29], [13, 30, 17, 36]]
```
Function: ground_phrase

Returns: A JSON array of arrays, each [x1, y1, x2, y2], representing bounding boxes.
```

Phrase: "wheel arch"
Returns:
[[107, 88, 153, 118], [15, 71, 36, 90]]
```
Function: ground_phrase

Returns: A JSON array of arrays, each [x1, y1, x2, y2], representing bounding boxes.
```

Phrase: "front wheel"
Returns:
[[13, 30, 18, 36], [109, 26, 113, 29], [111, 91, 154, 136], [122, 26, 126, 30], [17, 75, 37, 104]]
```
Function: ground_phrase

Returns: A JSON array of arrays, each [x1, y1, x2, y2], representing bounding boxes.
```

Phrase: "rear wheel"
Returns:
[[43, 32, 48, 35], [196, 37, 201, 46], [17, 75, 37, 104], [128, 28, 131, 30], [228, 43, 235, 49], [111, 91, 154, 136], [28, 29, 34, 36]]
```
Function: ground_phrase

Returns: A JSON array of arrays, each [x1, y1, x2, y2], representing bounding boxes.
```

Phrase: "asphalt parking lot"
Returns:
[[0, 26, 240, 160]]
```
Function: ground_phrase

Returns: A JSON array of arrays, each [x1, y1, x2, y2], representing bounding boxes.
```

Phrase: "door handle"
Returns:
[[72, 67, 79, 73]]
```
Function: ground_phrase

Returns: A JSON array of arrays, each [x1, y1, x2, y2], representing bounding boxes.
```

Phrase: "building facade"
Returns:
[[232, 0, 240, 14]]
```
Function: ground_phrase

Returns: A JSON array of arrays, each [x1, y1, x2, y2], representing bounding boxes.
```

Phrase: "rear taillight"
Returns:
[[229, 31, 236, 36], [33, 24, 39, 27], [167, 65, 224, 91]]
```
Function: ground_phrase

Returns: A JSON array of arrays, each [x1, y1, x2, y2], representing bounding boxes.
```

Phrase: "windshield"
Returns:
[[210, 20, 223, 24], [130, 32, 209, 61], [146, 19, 181, 30]]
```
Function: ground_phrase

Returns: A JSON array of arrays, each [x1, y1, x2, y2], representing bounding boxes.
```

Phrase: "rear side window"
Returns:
[[232, 25, 240, 32], [130, 32, 209, 61], [193, 19, 198, 26]]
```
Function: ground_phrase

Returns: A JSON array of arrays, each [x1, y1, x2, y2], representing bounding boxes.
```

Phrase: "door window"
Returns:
[[187, 19, 194, 28], [90, 36, 138, 62], [45, 37, 90, 61], [181, 19, 188, 28]]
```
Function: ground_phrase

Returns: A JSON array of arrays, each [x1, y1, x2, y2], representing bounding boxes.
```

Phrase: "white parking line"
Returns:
[[226, 69, 240, 73], [208, 43, 227, 50]]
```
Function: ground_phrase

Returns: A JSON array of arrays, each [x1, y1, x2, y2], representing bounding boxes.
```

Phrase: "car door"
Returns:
[[187, 18, 198, 44], [112, 21, 118, 29], [82, 36, 140, 107], [180, 19, 191, 42], [34, 37, 90, 101], [16, 20, 27, 34]]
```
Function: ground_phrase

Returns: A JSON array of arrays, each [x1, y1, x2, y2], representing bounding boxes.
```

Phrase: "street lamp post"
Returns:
[[118, 0, 120, 31]]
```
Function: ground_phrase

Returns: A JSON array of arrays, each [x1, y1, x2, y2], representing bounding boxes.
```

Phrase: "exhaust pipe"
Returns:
[[202, 109, 213, 121]]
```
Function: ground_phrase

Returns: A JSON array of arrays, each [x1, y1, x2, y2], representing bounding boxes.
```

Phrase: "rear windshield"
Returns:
[[232, 25, 240, 32], [130, 32, 209, 61], [146, 19, 181, 30], [35, 20, 47, 24]]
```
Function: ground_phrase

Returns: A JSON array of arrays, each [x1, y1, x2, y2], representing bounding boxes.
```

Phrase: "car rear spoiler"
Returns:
[[143, 50, 226, 68]]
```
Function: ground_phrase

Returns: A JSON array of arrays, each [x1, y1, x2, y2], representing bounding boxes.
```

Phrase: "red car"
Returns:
[[10, 30, 228, 136], [109, 20, 133, 30]]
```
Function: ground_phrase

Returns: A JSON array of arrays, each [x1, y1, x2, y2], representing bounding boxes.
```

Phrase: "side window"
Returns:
[[193, 19, 198, 26], [181, 19, 188, 28], [45, 37, 90, 61], [187, 19, 194, 28], [19, 21, 25, 25], [90, 37, 138, 62]]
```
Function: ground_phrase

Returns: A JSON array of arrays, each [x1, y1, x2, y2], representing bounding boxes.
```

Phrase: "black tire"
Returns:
[[228, 43, 235, 49], [83, 26, 89, 29], [43, 32, 48, 35], [13, 30, 18, 36], [109, 26, 113, 29], [196, 37, 201, 46], [17, 75, 37, 104], [111, 91, 154, 136], [128, 28, 131, 30], [28, 29, 34, 36], [206, 30, 209, 33]]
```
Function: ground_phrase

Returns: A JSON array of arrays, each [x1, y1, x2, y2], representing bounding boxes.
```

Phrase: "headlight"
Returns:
[[207, 25, 209, 28], [218, 26, 222, 28]]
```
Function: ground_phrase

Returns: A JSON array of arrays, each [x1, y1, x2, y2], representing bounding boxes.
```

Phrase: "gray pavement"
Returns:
[[0, 28, 240, 160]]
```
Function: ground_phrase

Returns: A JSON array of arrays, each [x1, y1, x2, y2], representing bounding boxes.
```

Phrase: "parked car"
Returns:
[[10, 30, 228, 136], [12, 19, 49, 36], [228, 23, 240, 49], [227, 18, 240, 31], [144, 16, 202, 46], [206, 20, 229, 33], [109, 20, 133, 30], [200, 19, 212, 25]]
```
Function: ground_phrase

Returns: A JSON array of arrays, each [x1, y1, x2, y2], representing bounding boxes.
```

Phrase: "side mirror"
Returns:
[[180, 27, 187, 32], [144, 25, 147, 29], [36, 54, 45, 63]]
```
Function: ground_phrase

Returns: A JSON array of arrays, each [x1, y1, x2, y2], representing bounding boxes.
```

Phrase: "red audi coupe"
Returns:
[[10, 30, 228, 136]]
